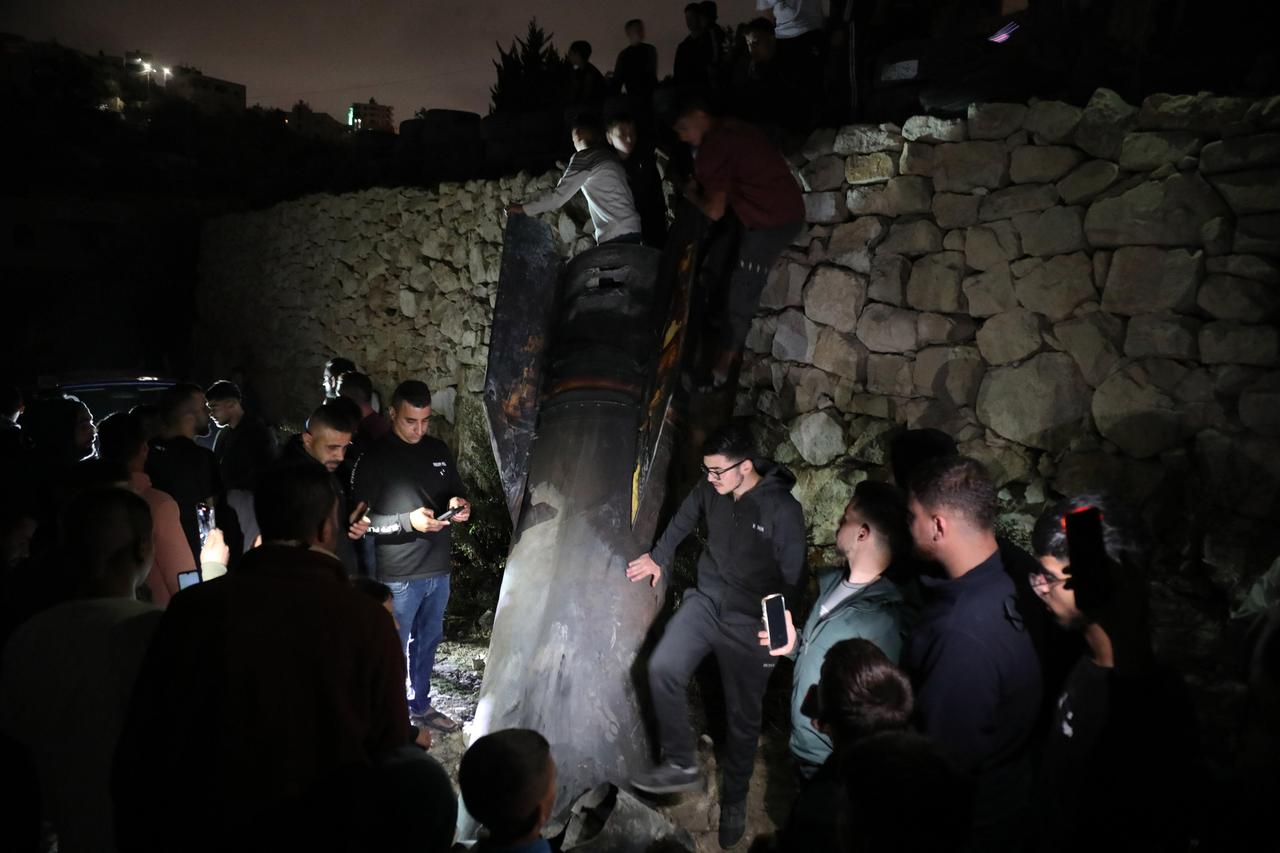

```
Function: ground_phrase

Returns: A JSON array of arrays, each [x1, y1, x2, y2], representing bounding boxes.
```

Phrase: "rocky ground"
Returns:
[[426, 637, 800, 851]]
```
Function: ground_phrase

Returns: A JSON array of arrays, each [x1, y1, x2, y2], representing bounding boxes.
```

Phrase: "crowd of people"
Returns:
[[5, 344, 1267, 852]]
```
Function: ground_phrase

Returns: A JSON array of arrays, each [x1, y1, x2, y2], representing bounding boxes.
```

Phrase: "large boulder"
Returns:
[[1084, 172, 1231, 247], [1100, 247, 1203, 315], [879, 220, 943, 256], [856, 303, 919, 353], [976, 352, 1093, 451], [804, 266, 867, 333], [906, 252, 966, 312], [879, 176, 935, 215], [976, 309, 1044, 365], [933, 193, 981, 229], [1009, 145, 1084, 184], [1013, 206, 1087, 256], [1073, 87, 1138, 160], [1012, 252, 1096, 321], [825, 217, 888, 273], [1239, 373, 1280, 436], [1199, 322, 1280, 366], [1118, 131, 1202, 171], [1057, 160, 1121, 205], [792, 464, 867, 544], [1207, 170, 1280, 216], [845, 152, 898, 185], [760, 261, 809, 310], [1235, 214, 1280, 257], [913, 345, 986, 406], [812, 327, 864, 378], [1092, 362, 1189, 459], [1200, 133, 1280, 175], [790, 411, 847, 466], [804, 191, 849, 224], [1137, 92, 1252, 134], [932, 141, 1010, 192], [964, 221, 1021, 270], [772, 309, 820, 363], [1205, 254, 1280, 283], [963, 265, 1018, 317], [1197, 273, 1280, 321], [1023, 100, 1083, 143], [917, 312, 977, 345], [834, 123, 905, 155], [967, 102, 1028, 140], [1123, 313, 1201, 360], [866, 353, 915, 396], [801, 155, 847, 192], [1051, 312, 1124, 387], [868, 254, 910, 305], [899, 142, 935, 177], [978, 184, 1060, 222], [902, 115, 967, 143]]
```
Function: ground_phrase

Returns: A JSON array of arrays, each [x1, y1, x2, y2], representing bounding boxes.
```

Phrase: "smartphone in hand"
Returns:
[[196, 503, 216, 546], [177, 569, 201, 590], [1064, 506, 1112, 614], [435, 507, 459, 523], [762, 594, 789, 652]]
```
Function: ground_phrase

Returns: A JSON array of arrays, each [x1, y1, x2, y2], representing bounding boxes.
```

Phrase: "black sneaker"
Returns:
[[718, 800, 747, 849], [631, 761, 704, 794]]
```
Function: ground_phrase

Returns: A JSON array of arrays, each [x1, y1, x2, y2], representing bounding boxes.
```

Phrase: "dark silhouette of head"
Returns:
[[568, 40, 592, 67], [97, 412, 149, 472], [336, 371, 374, 410], [889, 428, 957, 489], [58, 486, 154, 598], [323, 357, 358, 399], [811, 639, 913, 749], [254, 464, 340, 550], [460, 729, 557, 845]]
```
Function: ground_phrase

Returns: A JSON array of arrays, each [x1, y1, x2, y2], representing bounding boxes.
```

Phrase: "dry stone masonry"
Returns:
[[198, 90, 1280, 744]]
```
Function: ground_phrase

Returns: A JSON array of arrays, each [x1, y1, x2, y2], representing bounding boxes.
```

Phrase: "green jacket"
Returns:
[[790, 568, 907, 772]]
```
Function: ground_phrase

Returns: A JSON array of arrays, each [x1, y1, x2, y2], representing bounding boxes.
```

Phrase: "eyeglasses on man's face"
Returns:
[[701, 459, 745, 480]]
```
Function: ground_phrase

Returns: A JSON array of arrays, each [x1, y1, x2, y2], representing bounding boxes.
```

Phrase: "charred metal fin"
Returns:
[[483, 216, 563, 526]]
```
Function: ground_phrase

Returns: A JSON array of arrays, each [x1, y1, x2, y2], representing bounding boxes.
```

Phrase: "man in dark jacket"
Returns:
[[113, 465, 418, 853], [352, 380, 470, 733], [902, 455, 1043, 852], [145, 383, 221, 563], [628, 421, 806, 848], [281, 402, 368, 575], [762, 480, 910, 777], [606, 114, 668, 249], [206, 379, 278, 492]]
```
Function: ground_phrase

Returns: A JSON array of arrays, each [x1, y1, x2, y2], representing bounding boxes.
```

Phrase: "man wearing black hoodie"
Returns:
[[627, 421, 806, 848], [902, 455, 1043, 852]]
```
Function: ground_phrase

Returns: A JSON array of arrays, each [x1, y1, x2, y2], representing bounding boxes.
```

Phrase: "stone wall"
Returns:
[[740, 90, 1280, 718], [197, 88, 1280, 741]]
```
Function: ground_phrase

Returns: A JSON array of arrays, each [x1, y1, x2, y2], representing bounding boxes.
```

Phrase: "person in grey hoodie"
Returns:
[[761, 479, 911, 777], [507, 114, 643, 245], [626, 421, 806, 849]]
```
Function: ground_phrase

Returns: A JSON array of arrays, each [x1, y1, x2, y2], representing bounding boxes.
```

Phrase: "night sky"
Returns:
[[1, 0, 757, 123]]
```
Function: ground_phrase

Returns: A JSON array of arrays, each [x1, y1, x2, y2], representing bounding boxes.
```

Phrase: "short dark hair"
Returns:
[[673, 93, 714, 122], [1032, 494, 1150, 572], [58, 486, 153, 588], [625, 18, 643, 31], [606, 113, 636, 131], [572, 113, 603, 145], [840, 731, 973, 853], [325, 357, 357, 377], [0, 384, 21, 419], [97, 412, 148, 464], [353, 576, 392, 606], [305, 402, 358, 435], [460, 729, 552, 843], [159, 383, 204, 423], [204, 380, 242, 403], [391, 380, 432, 410], [685, 3, 701, 15], [337, 371, 374, 406], [908, 456, 997, 531], [746, 17, 775, 35], [815, 639, 914, 739], [569, 40, 592, 61], [701, 420, 755, 463], [129, 403, 163, 439], [254, 464, 339, 544], [889, 428, 957, 488], [699, 1, 719, 21], [849, 481, 911, 561]]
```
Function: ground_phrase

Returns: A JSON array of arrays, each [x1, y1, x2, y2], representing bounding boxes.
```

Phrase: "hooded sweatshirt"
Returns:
[[523, 146, 642, 244], [650, 460, 807, 625]]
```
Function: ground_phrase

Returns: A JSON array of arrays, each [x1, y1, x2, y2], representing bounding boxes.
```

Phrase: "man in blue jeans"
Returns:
[[354, 380, 470, 733]]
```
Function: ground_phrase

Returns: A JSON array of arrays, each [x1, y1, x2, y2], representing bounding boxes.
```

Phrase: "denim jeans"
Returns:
[[386, 574, 450, 715]]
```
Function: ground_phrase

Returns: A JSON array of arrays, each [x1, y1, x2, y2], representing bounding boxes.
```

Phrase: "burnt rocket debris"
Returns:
[[475, 210, 703, 824]]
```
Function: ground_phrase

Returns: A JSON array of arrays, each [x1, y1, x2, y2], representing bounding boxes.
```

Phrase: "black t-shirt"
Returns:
[[1037, 657, 1204, 851], [351, 433, 466, 581], [145, 435, 222, 562], [212, 415, 277, 491]]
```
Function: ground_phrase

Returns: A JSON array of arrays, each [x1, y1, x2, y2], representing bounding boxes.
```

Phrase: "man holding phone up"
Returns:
[[627, 421, 805, 849], [353, 380, 470, 733]]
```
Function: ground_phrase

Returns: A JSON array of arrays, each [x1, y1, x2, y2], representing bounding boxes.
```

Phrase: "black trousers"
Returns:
[[719, 219, 805, 353], [647, 591, 776, 804]]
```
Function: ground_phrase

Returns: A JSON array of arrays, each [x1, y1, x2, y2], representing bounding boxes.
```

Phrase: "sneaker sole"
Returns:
[[632, 777, 703, 795]]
